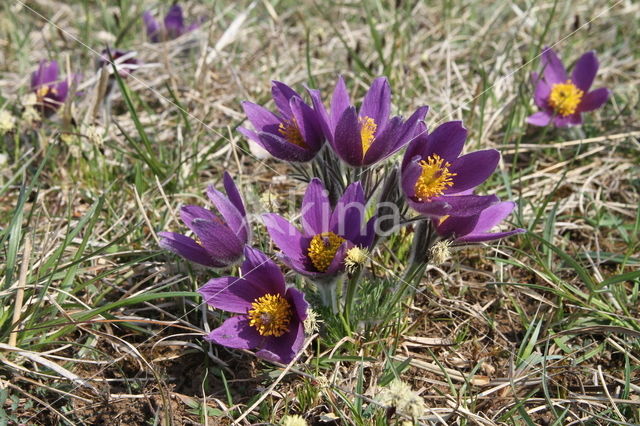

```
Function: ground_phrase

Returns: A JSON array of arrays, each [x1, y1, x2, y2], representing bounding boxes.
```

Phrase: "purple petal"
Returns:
[[472, 201, 517, 233], [541, 47, 567, 84], [238, 126, 261, 144], [571, 51, 598, 92], [223, 172, 246, 217], [388, 106, 429, 152], [361, 116, 402, 165], [409, 194, 499, 218], [526, 111, 552, 127], [206, 316, 262, 350], [256, 132, 317, 162], [256, 322, 304, 364], [331, 182, 365, 241], [553, 114, 581, 127], [241, 247, 286, 296], [158, 231, 224, 267], [351, 216, 376, 248], [323, 242, 350, 275], [289, 96, 324, 151], [301, 179, 331, 235], [199, 277, 258, 313], [330, 76, 351, 128], [307, 87, 333, 144], [423, 120, 467, 163], [262, 214, 309, 264], [359, 77, 390, 130], [206, 186, 248, 243], [31, 60, 58, 88], [190, 219, 244, 263], [579, 88, 610, 112], [435, 215, 479, 238], [164, 4, 185, 38], [52, 81, 70, 103], [271, 81, 300, 118], [180, 205, 218, 230], [533, 78, 551, 109], [402, 122, 428, 170], [143, 11, 160, 42], [333, 106, 364, 166], [286, 287, 309, 323], [401, 159, 422, 198], [459, 229, 526, 243], [448, 149, 500, 193], [242, 101, 281, 132]]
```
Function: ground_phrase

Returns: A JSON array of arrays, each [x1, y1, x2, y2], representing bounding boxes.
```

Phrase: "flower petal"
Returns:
[[206, 316, 262, 350], [223, 172, 246, 217], [256, 132, 318, 162], [424, 120, 467, 163], [180, 205, 218, 230], [526, 111, 552, 127], [31, 60, 58, 88], [143, 11, 161, 42], [401, 158, 422, 198], [532, 76, 551, 109], [262, 213, 310, 264], [241, 246, 286, 296], [256, 322, 304, 364], [307, 87, 333, 143], [301, 179, 331, 235], [571, 51, 598, 92], [541, 47, 567, 84], [190, 219, 244, 263], [164, 4, 185, 38], [271, 80, 301, 118], [330, 76, 351, 129], [286, 287, 309, 323], [331, 182, 365, 241], [199, 277, 258, 313], [290, 96, 324, 151], [158, 231, 224, 267], [333, 106, 364, 166], [206, 186, 248, 243], [359, 77, 391, 130], [579, 88, 610, 112], [448, 149, 500, 193], [435, 214, 480, 238], [241, 101, 281, 132], [472, 201, 517, 233], [459, 229, 526, 243]]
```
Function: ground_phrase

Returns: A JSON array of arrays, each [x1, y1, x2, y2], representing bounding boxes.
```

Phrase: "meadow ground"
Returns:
[[1, 0, 639, 424]]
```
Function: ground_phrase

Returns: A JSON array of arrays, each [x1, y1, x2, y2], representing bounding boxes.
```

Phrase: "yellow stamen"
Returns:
[[35, 86, 57, 101], [307, 232, 345, 272], [278, 118, 307, 148], [248, 293, 292, 337], [359, 116, 377, 156], [548, 80, 583, 117], [414, 154, 457, 201]]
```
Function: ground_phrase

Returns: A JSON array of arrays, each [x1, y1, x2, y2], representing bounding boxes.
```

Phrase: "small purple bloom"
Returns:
[[199, 246, 308, 364], [159, 172, 250, 268], [143, 4, 200, 43], [435, 201, 526, 242], [401, 121, 500, 217], [262, 179, 376, 279], [527, 47, 610, 127], [308, 76, 428, 167], [97, 48, 139, 78], [239, 81, 325, 162], [30, 60, 75, 115]]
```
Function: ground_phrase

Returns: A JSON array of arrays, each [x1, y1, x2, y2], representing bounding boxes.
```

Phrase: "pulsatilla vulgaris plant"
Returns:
[[160, 76, 524, 363]]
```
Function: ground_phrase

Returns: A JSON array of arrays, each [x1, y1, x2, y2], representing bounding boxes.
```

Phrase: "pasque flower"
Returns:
[[159, 172, 250, 268], [308, 76, 428, 167], [402, 121, 500, 217], [262, 179, 376, 278], [31, 60, 76, 115], [97, 48, 139, 78], [143, 4, 200, 43], [239, 81, 325, 162], [199, 247, 308, 364], [435, 201, 525, 242], [527, 47, 610, 127]]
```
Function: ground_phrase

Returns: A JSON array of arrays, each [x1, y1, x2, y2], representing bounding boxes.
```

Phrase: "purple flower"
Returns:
[[239, 81, 325, 162], [199, 246, 308, 364], [527, 47, 610, 127], [435, 201, 526, 242], [401, 121, 500, 217], [262, 179, 376, 279], [158, 172, 250, 268], [308, 76, 428, 167], [143, 4, 200, 43], [30, 60, 75, 115], [97, 48, 139, 78]]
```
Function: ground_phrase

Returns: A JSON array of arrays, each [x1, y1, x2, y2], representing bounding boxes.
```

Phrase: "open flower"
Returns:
[[239, 81, 325, 162], [308, 76, 428, 167], [30, 60, 75, 116], [435, 201, 525, 242], [262, 179, 376, 279], [527, 48, 610, 127], [159, 172, 250, 268], [97, 48, 139, 78], [199, 247, 308, 364], [401, 121, 500, 217], [143, 4, 200, 43]]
